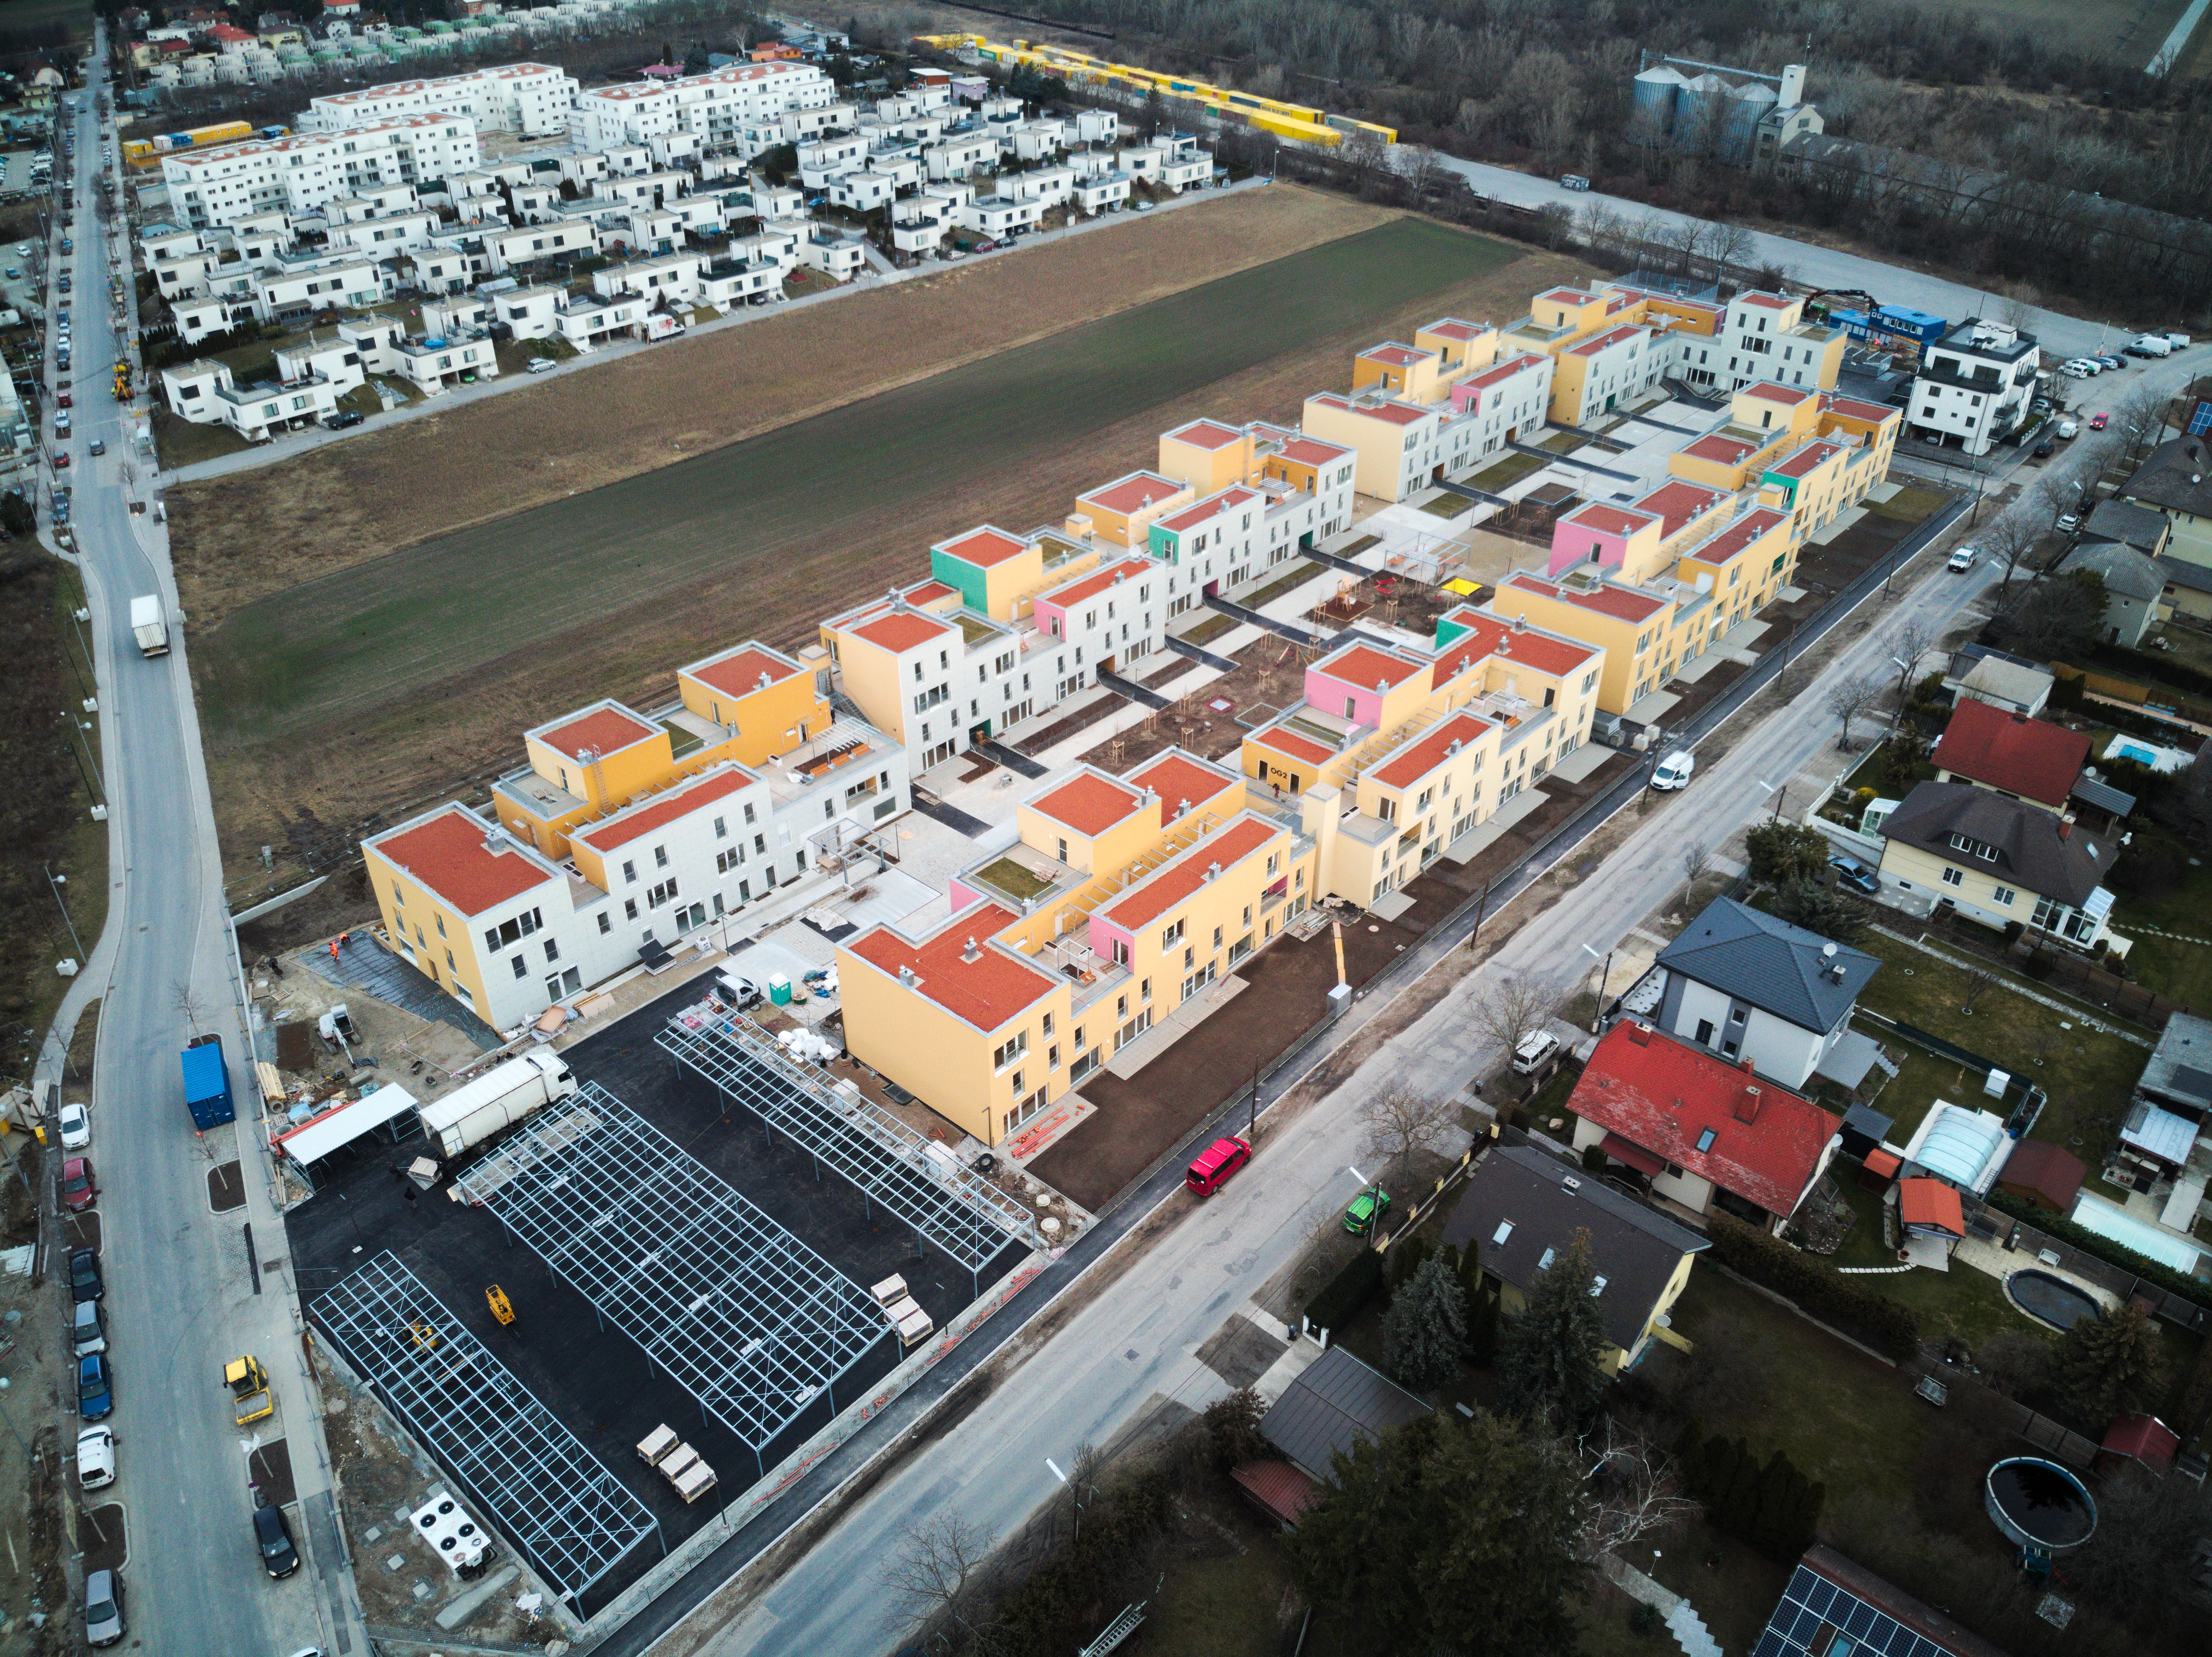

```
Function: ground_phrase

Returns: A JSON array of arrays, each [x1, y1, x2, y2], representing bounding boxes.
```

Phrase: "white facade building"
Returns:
[[572, 60, 837, 153], [1907, 319, 2040, 458], [301, 62, 578, 137], [162, 116, 481, 228]]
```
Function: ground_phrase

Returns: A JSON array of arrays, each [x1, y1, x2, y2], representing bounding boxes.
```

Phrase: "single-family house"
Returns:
[[1874, 780, 2118, 948], [1931, 699, 2091, 815], [1235, 1347, 1431, 1531], [1567, 1020, 1844, 1231], [1440, 1145, 1707, 1372], [1644, 896, 1881, 1091], [1751, 1547, 2016, 1657]]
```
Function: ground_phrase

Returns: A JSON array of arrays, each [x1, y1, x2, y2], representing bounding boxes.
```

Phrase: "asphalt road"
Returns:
[[34, 35, 361, 1656]]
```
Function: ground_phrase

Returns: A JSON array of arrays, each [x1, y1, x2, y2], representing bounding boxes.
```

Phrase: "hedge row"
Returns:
[[1305, 1248, 1384, 1335], [1704, 1214, 1923, 1359], [1983, 1189, 2210, 1311], [2087, 640, 2212, 704], [1674, 1421, 1823, 1562]]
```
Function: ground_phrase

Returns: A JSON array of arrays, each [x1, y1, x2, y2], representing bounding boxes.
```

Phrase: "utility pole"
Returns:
[[44, 863, 84, 960]]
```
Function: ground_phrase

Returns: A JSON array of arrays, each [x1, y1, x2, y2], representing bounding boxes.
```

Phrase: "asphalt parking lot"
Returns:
[[284, 975, 1022, 1613]]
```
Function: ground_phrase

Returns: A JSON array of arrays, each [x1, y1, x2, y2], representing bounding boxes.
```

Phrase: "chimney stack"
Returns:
[[1738, 1056, 1756, 1074], [2057, 819, 2072, 839], [961, 936, 980, 962], [1735, 1084, 1762, 1124], [1627, 1023, 1651, 1047]]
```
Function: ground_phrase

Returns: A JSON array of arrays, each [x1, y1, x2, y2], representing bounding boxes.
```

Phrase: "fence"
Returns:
[[1910, 1352, 2099, 1467], [1960, 1203, 2211, 1333], [1907, 905, 2188, 1029]]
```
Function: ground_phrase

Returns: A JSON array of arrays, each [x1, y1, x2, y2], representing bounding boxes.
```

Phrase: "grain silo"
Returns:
[[1721, 80, 1776, 162], [1629, 64, 1686, 144], [1673, 73, 1725, 154]]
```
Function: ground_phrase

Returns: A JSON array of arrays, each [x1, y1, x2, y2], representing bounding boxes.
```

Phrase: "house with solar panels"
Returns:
[[1751, 1546, 2014, 1657]]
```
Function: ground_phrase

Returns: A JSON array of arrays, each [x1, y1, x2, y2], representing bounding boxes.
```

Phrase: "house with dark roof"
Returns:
[[1440, 1146, 1707, 1371], [2118, 436, 2212, 589], [2060, 539, 2165, 647], [1943, 643, 2052, 718], [1754, 1547, 2015, 1657], [1645, 896, 1881, 1090], [1567, 1021, 1843, 1231], [1932, 699, 2091, 813], [1874, 781, 2118, 949], [1234, 1347, 1432, 1529]]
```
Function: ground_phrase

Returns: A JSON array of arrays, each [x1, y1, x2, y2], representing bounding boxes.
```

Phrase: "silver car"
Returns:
[[85, 1568, 123, 1647]]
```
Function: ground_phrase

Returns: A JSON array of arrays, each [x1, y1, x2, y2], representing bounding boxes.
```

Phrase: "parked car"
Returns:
[[2057, 512, 2081, 533], [2058, 418, 2079, 438], [59, 238, 71, 254], [56, 389, 71, 408], [1343, 1185, 1392, 1235], [2032, 439, 2054, 459], [61, 1154, 96, 1212], [87, 437, 104, 456], [1651, 750, 1696, 790], [1948, 545, 1977, 572], [1560, 173, 1591, 190], [1185, 1135, 1251, 1196], [526, 357, 556, 373], [1829, 855, 1880, 895], [253, 1501, 301, 1579], [69, 1248, 102, 1302], [77, 1424, 116, 1490], [1512, 1030, 1564, 1075], [2089, 412, 2109, 430], [322, 410, 363, 429], [2031, 396, 2054, 413], [70, 1298, 106, 1358], [84, 1567, 123, 1648], [57, 275, 69, 292], [77, 1352, 113, 1420], [59, 1101, 89, 1148]]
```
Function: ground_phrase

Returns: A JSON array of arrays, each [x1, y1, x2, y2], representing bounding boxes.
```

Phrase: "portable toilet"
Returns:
[[769, 973, 792, 1006]]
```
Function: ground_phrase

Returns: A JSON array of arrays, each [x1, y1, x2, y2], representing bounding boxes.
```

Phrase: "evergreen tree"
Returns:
[[1385, 1255, 1469, 1392], [1389, 1234, 1431, 1294], [1495, 1229, 1609, 1432], [2050, 1303, 2169, 1426], [1672, 1418, 1708, 1501], [1286, 1410, 1587, 1655], [1455, 1237, 1484, 1307], [1467, 1283, 1500, 1365]]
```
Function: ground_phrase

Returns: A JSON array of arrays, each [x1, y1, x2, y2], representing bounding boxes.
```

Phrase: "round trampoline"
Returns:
[[1986, 1458, 2097, 1551], [2005, 1268, 2101, 1330]]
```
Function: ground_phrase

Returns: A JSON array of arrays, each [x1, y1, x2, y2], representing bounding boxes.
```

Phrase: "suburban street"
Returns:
[[26, 28, 2212, 1657], [33, 33, 361, 1656]]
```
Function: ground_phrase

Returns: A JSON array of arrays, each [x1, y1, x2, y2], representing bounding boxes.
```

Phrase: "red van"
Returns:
[[1186, 1135, 1251, 1196]]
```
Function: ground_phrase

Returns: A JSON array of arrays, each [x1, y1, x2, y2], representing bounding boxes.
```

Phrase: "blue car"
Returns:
[[78, 1352, 113, 1420]]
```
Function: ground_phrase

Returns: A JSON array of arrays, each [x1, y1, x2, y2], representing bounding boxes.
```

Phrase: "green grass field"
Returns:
[[195, 218, 1519, 740]]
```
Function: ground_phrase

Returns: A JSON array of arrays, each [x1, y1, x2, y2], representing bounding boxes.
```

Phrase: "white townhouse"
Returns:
[[572, 60, 837, 153]]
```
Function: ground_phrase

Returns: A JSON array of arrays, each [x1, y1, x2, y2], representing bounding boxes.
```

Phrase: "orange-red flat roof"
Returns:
[[1503, 571, 1664, 623], [1274, 436, 1348, 468], [1079, 471, 1183, 516], [1030, 771, 1148, 837], [1742, 380, 1814, 406], [1252, 723, 1335, 766], [1132, 751, 1233, 819], [684, 645, 802, 701], [1682, 507, 1787, 566], [575, 767, 754, 853], [1316, 643, 1426, 691], [1167, 419, 1243, 450], [1567, 323, 1643, 357], [1104, 816, 1278, 931], [1769, 440, 1842, 480], [1359, 343, 1428, 367], [1372, 712, 1495, 790], [1681, 432, 1760, 465], [536, 705, 658, 762], [851, 609, 954, 653], [1565, 503, 1656, 538], [1042, 557, 1149, 609], [937, 526, 1029, 568], [1158, 486, 1257, 534], [1634, 480, 1724, 539], [1436, 609, 1601, 678], [1421, 318, 1489, 342], [849, 904, 1058, 1031], [374, 808, 551, 916]]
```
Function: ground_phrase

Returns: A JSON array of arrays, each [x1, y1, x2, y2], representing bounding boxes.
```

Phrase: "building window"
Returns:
[[1162, 919, 1184, 949], [1993, 885, 2016, 906], [1941, 867, 1963, 888], [622, 859, 638, 884], [598, 912, 613, 934], [624, 898, 638, 920], [544, 938, 561, 962], [512, 955, 528, 979], [993, 1031, 1028, 1070]]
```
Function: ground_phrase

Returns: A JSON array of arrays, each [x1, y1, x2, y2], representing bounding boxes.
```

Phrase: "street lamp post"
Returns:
[[44, 863, 84, 959], [1757, 778, 1787, 822], [1580, 942, 1613, 1033]]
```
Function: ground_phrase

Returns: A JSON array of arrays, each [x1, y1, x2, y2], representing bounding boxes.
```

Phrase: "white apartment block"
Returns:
[[254, 257, 385, 321], [161, 339, 363, 440], [927, 132, 999, 181], [572, 60, 837, 153], [302, 62, 578, 137], [366, 730, 912, 1032], [163, 116, 481, 228], [1907, 319, 2040, 458]]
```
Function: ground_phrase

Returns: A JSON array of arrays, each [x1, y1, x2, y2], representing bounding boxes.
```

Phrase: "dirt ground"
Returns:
[[193, 213, 1601, 896], [170, 186, 1398, 629]]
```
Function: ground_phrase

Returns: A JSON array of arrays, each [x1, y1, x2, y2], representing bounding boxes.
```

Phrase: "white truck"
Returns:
[[130, 595, 168, 656], [416, 1051, 576, 1157]]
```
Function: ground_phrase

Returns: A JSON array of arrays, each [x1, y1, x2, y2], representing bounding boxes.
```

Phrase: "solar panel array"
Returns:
[[1752, 1564, 1964, 1657], [656, 1006, 1039, 1276], [454, 1083, 886, 1450], [2187, 399, 2212, 437], [313, 1252, 657, 1601]]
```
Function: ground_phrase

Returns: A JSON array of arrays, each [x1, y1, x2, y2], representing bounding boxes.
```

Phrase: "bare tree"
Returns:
[[1825, 673, 1881, 750], [1575, 1420, 1697, 1561], [883, 1513, 998, 1648], [172, 978, 208, 1032], [1979, 515, 2040, 594], [1707, 220, 1757, 287], [1890, 616, 1937, 712], [1534, 202, 1574, 251], [1356, 1083, 1461, 1168], [1468, 980, 1557, 1069], [1961, 965, 1999, 1014], [2113, 382, 2173, 461], [1680, 842, 1711, 886]]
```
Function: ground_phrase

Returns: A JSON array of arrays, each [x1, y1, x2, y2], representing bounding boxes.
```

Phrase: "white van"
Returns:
[[2169, 333, 2193, 350], [2129, 334, 2173, 357]]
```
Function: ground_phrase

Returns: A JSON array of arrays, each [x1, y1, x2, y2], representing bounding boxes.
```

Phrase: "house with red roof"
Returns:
[[1568, 1021, 1843, 1231], [1932, 698, 2091, 814]]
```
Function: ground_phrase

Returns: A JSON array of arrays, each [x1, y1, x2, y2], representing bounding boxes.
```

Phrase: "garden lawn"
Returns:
[[1464, 449, 1549, 491], [1851, 1027, 1973, 1144], [1829, 1183, 2051, 1349], [1850, 931, 2148, 1152], [2108, 842, 2212, 1009]]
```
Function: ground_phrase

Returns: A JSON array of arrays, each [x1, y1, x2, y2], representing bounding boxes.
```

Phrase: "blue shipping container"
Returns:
[[181, 1036, 235, 1130]]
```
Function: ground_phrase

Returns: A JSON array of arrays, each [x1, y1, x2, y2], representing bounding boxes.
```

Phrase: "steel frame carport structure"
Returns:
[[311, 1250, 660, 1606], [655, 1007, 1042, 1296], [454, 1083, 887, 1479]]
